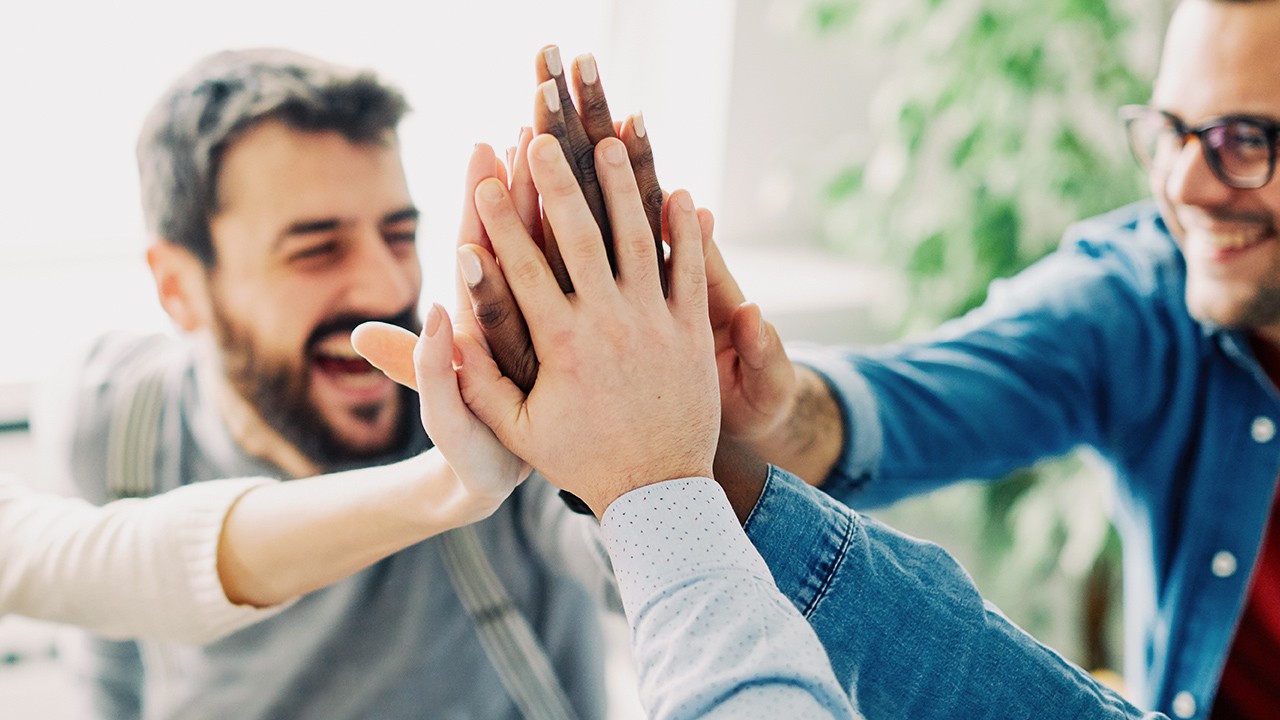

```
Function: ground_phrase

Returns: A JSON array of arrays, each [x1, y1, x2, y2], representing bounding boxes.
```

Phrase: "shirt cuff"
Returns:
[[600, 477, 774, 619], [787, 343, 883, 496], [744, 466, 856, 618]]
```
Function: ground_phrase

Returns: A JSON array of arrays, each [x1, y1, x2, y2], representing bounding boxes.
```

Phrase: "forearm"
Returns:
[[746, 468, 1158, 720], [750, 365, 845, 486], [217, 449, 503, 607], [0, 474, 278, 642], [602, 478, 857, 720]]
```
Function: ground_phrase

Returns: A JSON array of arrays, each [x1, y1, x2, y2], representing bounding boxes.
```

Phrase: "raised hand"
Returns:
[[350, 315, 531, 514], [455, 133, 718, 517], [534, 46, 667, 296]]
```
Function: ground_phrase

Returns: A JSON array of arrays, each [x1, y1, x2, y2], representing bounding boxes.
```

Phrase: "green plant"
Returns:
[[803, 0, 1168, 671], [810, 0, 1156, 329]]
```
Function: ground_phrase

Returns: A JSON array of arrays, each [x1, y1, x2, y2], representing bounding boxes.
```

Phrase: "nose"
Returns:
[[1164, 135, 1235, 209], [343, 229, 421, 318]]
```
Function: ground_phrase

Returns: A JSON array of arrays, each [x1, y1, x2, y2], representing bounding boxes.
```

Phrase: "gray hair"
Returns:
[[137, 48, 410, 266]]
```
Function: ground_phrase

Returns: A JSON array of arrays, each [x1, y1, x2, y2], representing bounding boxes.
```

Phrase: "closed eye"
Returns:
[[289, 240, 340, 263]]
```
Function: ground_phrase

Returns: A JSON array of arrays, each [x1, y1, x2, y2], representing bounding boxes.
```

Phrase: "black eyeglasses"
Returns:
[[1120, 104, 1280, 190]]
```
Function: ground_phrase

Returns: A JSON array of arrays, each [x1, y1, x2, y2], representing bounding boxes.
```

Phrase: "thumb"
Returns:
[[452, 328, 528, 452], [729, 302, 794, 414], [352, 321, 419, 389]]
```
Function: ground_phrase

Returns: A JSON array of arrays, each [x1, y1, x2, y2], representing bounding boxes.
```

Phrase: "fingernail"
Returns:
[[540, 80, 560, 113], [544, 46, 563, 77], [458, 247, 483, 287], [425, 303, 443, 337], [477, 178, 503, 203], [632, 112, 646, 138], [602, 140, 626, 166], [675, 191, 694, 212], [577, 53, 598, 85], [532, 135, 560, 162], [753, 305, 766, 347], [506, 146, 516, 170]]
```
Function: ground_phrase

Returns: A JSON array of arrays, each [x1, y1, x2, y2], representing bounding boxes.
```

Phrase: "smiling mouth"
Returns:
[[1199, 229, 1270, 251], [309, 334, 385, 384]]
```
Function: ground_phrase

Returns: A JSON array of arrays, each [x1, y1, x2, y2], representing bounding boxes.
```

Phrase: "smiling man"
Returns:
[[665, 1, 1280, 717], [36, 49, 611, 720]]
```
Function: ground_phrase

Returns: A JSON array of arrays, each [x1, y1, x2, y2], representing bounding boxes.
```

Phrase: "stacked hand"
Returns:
[[355, 46, 828, 520]]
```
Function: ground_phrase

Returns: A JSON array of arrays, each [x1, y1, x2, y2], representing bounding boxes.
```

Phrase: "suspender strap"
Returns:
[[106, 349, 169, 500], [441, 524, 579, 720], [105, 343, 576, 719]]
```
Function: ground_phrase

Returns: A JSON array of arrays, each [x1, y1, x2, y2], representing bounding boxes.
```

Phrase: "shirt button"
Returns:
[[1173, 691, 1197, 718], [1211, 551, 1237, 578], [1251, 416, 1275, 443]]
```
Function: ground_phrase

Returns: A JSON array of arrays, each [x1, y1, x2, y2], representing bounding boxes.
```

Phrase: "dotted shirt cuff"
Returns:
[[600, 477, 774, 619]]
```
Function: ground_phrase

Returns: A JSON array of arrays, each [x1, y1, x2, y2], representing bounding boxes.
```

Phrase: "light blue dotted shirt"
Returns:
[[600, 477, 859, 720]]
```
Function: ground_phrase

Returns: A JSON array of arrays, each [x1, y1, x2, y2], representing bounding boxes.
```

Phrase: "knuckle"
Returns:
[[472, 299, 510, 330], [581, 92, 611, 122], [626, 234, 655, 259], [509, 257, 547, 287], [569, 234, 605, 261], [642, 184, 665, 212], [572, 143, 597, 175], [630, 147, 656, 173], [545, 169, 582, 198]]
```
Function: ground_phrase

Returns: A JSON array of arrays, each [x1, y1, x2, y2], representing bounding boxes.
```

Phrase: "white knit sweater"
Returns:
[[0, 473, 286, 644]]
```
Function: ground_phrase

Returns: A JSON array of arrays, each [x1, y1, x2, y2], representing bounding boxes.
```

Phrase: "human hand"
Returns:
[[457, 133, 718, 517], [456, 48, 667, 398], [351, 315, 530, 517], [533, 46, 666, 296], [699, 211, 798, 443], [701, 223, 845, 486]]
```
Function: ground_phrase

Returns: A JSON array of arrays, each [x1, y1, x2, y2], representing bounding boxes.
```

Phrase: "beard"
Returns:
[[210, 300, 422, 471]]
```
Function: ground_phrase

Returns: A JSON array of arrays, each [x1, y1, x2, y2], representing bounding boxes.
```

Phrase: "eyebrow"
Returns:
[[382, 207, 420, 226], [272, 206, 419, 252]]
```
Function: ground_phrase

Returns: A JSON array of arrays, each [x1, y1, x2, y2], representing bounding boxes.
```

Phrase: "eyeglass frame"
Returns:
[[1119, 104, 1280, 190]]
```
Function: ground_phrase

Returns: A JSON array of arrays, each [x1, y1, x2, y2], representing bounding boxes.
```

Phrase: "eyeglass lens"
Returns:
[[1126, 109, 1274, 189]]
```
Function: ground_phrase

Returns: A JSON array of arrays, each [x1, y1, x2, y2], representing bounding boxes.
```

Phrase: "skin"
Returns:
[[460, 47, 667, 398], [1151, 0, 1280, 348], [148, 120, 421, 475], [462, 135, 717, 516]]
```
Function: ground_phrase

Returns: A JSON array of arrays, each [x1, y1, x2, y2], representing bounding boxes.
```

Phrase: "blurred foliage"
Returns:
[[807, 0, 1156, 331], [802, 0, 1168, 669]]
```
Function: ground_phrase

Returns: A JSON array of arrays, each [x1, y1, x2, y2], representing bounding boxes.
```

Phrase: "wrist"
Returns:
[[744, 366, 843, 485], [415, 450, 511, 528], [580, 463, 717, 520]]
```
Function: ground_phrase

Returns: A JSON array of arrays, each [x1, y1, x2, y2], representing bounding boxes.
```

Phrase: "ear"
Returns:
[[146, 241, 213, 332]]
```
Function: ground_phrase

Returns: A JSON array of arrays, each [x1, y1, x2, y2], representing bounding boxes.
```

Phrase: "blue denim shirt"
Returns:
[[787, 201, 1280, 718], [746, 466, 1164, 719]]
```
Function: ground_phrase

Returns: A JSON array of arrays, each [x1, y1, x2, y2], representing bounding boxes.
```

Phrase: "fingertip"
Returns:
[[351, 321, 419, 389], [538, 78, 561, 114], [475, 177, 507, 205], [528, 132, 562, 163]]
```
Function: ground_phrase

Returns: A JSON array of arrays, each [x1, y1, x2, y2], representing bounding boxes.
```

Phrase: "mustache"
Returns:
[[1179, 206, 1274, 227], [305, 306, 421, 352]]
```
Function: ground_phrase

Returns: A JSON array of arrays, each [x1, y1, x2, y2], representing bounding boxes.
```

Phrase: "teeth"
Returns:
[[1192, 229, 1266, 250], [313, 334, 358, 358]]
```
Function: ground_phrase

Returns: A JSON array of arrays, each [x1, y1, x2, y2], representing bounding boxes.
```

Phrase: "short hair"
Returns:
[[137, 48, 410, 266]]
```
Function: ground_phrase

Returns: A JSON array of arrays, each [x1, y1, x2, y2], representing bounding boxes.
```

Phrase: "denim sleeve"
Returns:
[[745, 466, 1166, 720], [601, 478, 858, 720], [791, 244, 1171, 507]]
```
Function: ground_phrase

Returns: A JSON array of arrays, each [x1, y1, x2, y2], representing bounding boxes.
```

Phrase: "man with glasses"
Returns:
[[638, 1, 1280, 717]]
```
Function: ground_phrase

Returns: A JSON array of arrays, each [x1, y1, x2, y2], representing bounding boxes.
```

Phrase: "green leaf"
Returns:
[[824, 166, 865, 202], [907, 231, 947, 278]]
